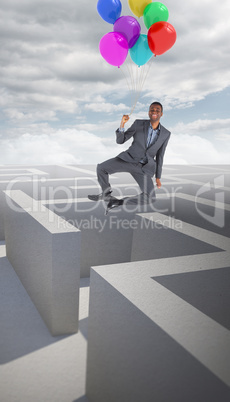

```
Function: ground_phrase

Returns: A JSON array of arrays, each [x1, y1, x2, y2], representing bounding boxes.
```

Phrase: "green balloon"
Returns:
[[143, 2, 169, 30]]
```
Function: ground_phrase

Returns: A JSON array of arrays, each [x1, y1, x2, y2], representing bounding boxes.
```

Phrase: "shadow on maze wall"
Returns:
[[46, 187, 226, 277], [0, 254, 72, 364], [154, 267, 230, 330]]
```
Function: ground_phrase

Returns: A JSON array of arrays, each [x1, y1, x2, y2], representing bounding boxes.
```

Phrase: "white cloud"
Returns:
[[4, 108, 57, 122], [216, 133, 230, 141], [165, 118, 230, 164], [170, 118, 230, 135], [1, 126, 229, 166], [165, 133, 230, 164], [0, 128, 127, 165], [85, 102, 127, 114], [76, 120, 122, 134]]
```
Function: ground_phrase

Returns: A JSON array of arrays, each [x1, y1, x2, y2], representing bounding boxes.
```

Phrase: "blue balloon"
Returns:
[[97, 0, 122, 24], [129, 34, 153, 66]]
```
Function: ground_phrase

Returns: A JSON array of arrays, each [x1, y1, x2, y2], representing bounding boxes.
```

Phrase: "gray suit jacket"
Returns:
[[116, 119, 171, 178]]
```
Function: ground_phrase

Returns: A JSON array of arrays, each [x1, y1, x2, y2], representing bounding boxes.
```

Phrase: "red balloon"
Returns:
[[147, 21, 176, 56]]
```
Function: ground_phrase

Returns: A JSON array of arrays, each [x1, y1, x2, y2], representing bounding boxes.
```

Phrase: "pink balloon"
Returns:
[[113, 16, 141, 48], [99, 32, 128, 67]]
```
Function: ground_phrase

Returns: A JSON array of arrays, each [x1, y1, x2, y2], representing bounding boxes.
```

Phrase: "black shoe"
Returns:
[[88, 191, 112, 202], [105, 198, 124, 215]]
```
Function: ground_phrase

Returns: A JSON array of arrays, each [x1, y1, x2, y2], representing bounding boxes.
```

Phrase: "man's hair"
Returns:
[[149, 102, 163, 112]]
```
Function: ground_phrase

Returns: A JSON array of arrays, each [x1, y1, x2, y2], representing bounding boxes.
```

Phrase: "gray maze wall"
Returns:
[[0, 164, 230, 401]]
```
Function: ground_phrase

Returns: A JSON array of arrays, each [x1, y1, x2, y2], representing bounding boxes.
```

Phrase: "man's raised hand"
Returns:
[[120, 114, 130, 128]]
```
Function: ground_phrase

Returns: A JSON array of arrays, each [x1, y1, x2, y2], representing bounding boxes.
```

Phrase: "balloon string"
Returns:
[[129, 64, 136, 108], [129, 61, 153, 116], [124, 62, 135, 107], [120, 63, 136, 111], [121, 59, 154, 116], [129, 65, 142, 115], [120, 65, 131, 93]]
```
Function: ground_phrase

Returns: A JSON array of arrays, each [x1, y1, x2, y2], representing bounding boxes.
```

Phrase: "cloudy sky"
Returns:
[[0, 0, 230, 165]]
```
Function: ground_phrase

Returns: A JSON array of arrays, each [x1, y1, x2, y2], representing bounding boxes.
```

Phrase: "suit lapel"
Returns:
[[157, 125, 168, 143], [144, 120, 150, 147], [147, 124, 167, 151]]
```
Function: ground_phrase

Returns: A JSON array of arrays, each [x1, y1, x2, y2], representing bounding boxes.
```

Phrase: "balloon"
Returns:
[[143, 2, 169, 30], [114, 16, 141, 48], [129, 34, 153, 66], [147, 21, 177, 56], [97, 0, 122, 24], [99, 32, 129, 67], [128, 0, 151, 18]]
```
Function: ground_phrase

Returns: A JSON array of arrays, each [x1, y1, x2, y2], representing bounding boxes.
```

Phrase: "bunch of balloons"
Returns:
[[97, 0, 177, 68]]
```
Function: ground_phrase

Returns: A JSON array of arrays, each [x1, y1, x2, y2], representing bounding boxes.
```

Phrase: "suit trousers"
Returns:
[[97, 157, 156, 205]]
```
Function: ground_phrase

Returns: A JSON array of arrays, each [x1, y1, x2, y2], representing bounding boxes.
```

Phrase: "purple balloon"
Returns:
[[99, 32, 129, 67], [113, 16, 141, 48]]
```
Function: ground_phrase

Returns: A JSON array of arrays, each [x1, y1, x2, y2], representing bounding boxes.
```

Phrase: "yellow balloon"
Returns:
[[128, 0, 152, 18]]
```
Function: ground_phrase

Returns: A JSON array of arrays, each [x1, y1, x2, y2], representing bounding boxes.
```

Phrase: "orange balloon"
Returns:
[[147, 21, 177, 56], [128, 0, 151, 18]]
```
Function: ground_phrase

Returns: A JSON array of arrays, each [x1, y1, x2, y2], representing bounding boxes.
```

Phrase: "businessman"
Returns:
[[88, 102, 171, 213]]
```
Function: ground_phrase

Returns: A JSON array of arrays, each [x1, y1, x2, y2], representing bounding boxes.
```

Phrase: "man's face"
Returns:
[[148, 104, 163, 123]]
